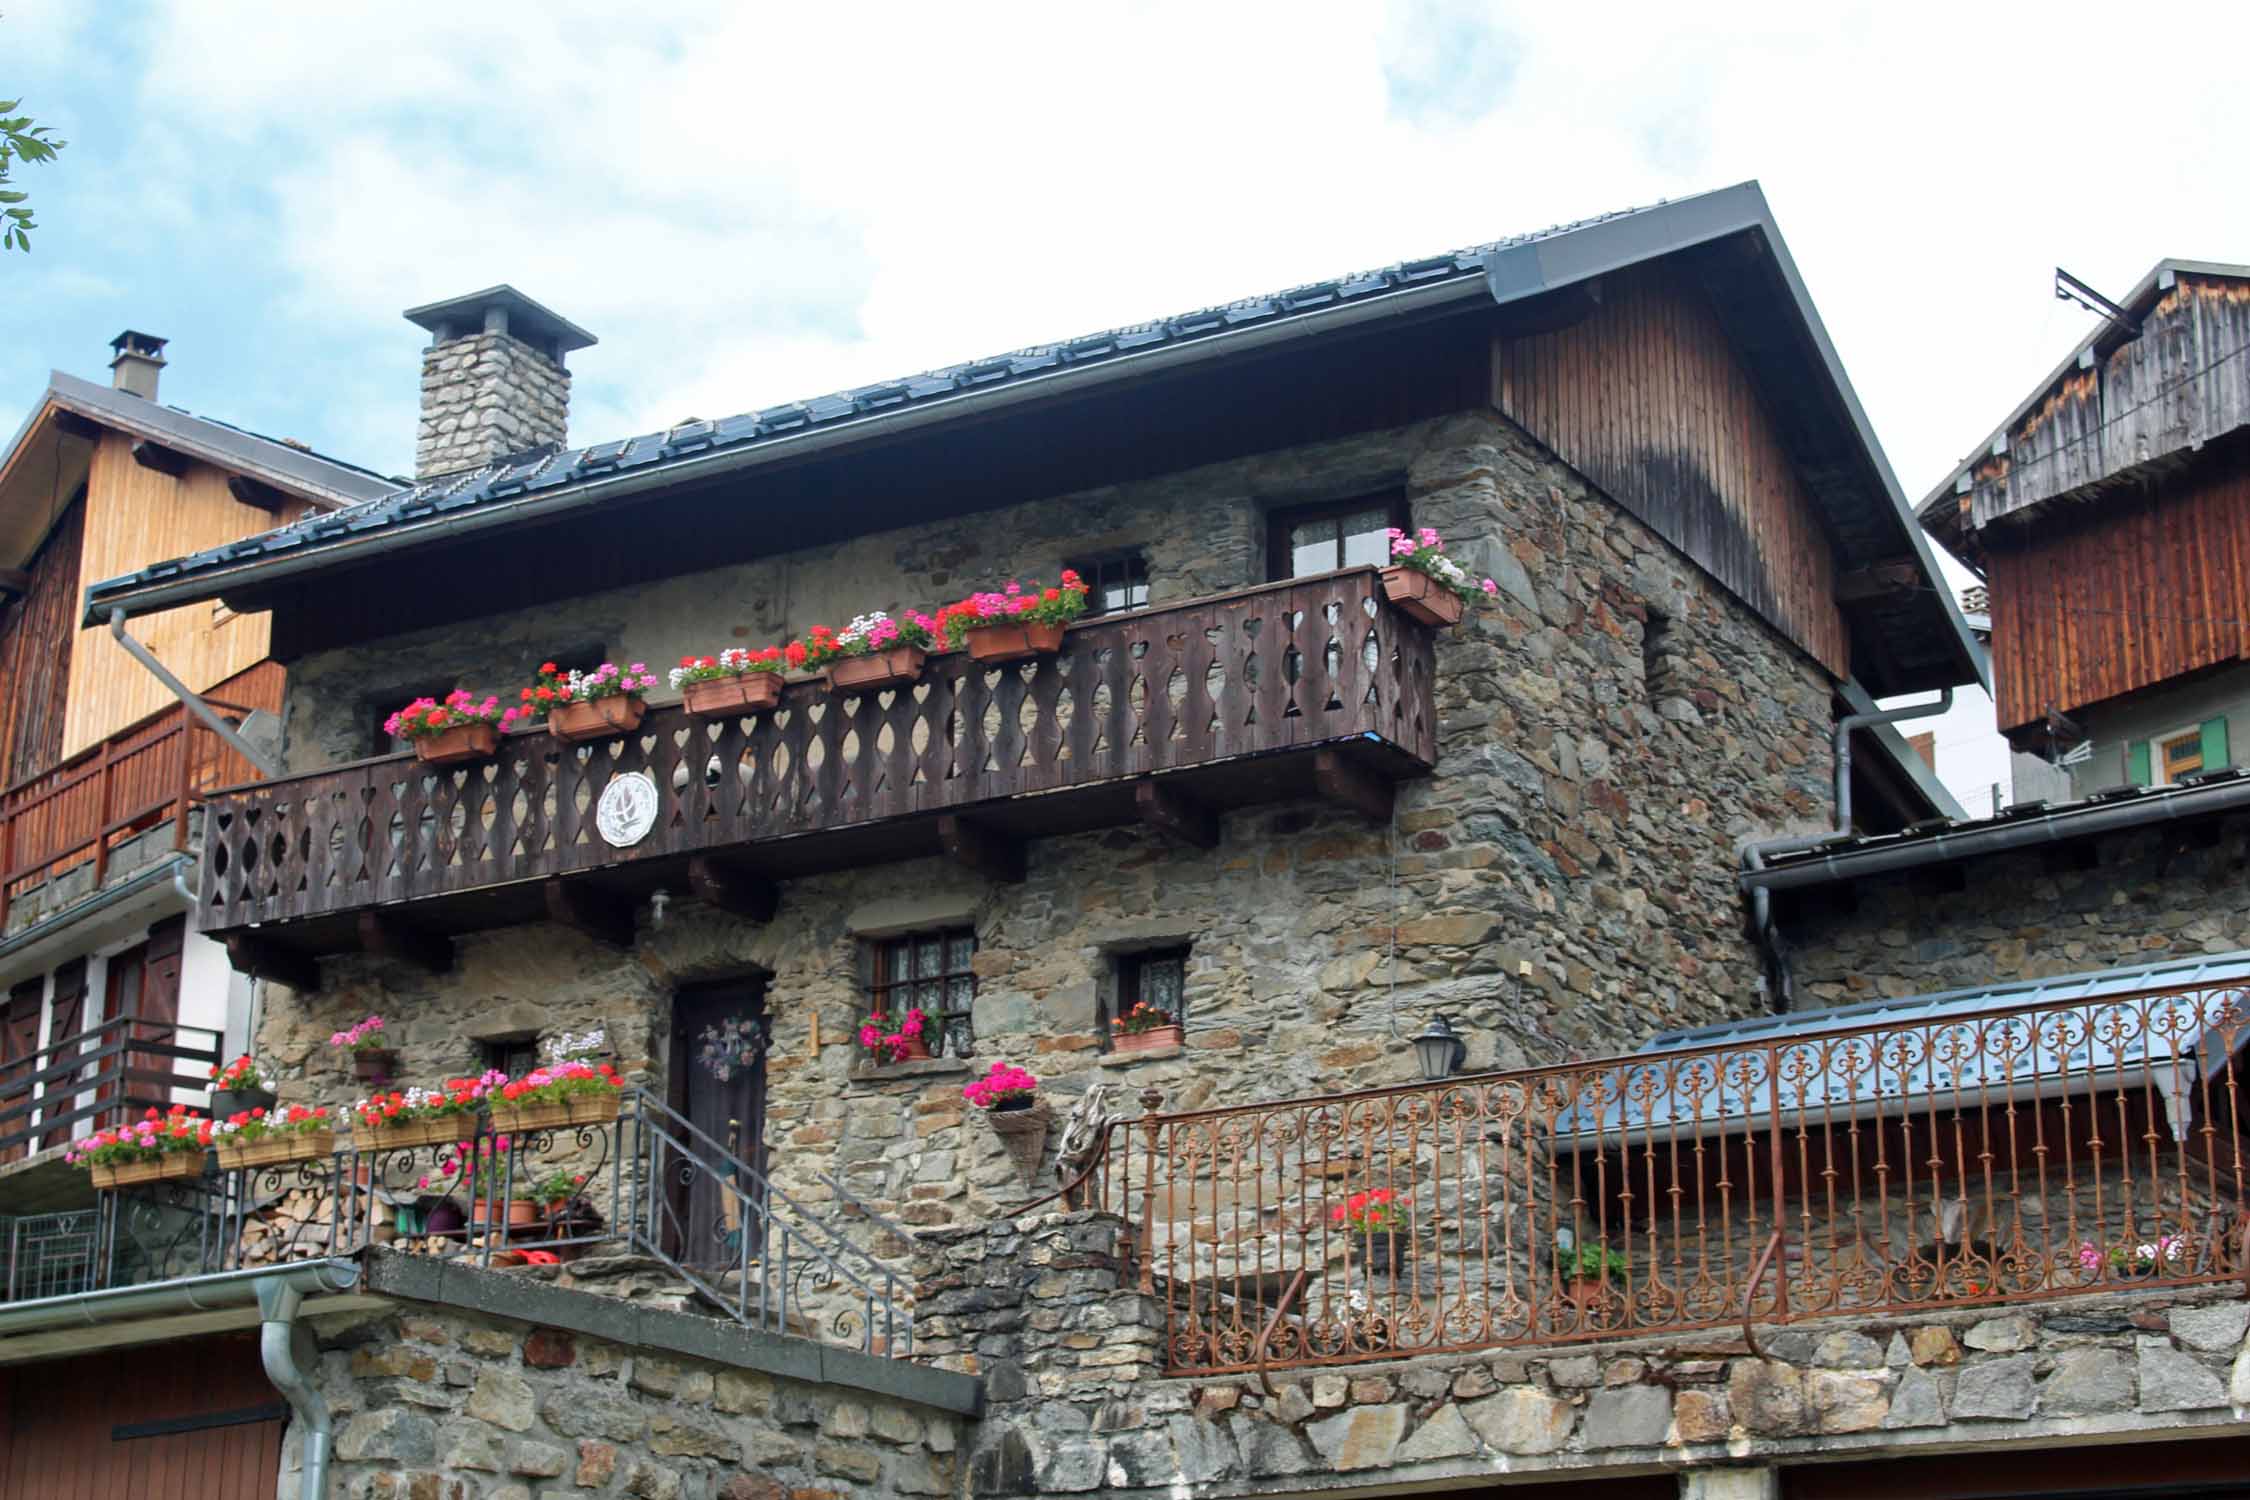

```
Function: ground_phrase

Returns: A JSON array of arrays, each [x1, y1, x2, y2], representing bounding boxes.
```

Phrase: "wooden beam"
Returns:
[[543, 877, 636, 948], [687, 854, 779, 923], [50, 410, 102, 442], [226, 475, 290, 513], [223, 934, 320, 993], [1312, 749, 1394, 822], [0, 567, 28, 600], [130, 440, 189, 477], [356, 911, 454, 974], [1135, 781, 1218, 849], [1835, 560, 1922, 603], [937, 814, 1025, 883]]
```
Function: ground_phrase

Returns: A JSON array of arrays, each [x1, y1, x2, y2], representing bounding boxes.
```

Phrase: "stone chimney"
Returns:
[[402, 286, 596, 481], [109, 330, 168, 399]]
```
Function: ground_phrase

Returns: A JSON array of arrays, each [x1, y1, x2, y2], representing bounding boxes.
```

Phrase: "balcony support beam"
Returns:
[[225, 934, 320, 993], [1135, 780, 1218, 849], [355, 912, 454, 974], [687, 854, 779, 923], [1313, 749, 1393, 822], [130, 440, 189, 477], [938, 814, 1025, 884], [544, 877, 636, 949]]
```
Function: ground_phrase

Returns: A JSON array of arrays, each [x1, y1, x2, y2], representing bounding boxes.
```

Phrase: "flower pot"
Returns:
[[472, 1197, 543, 1230], [357, 1114, 478, 1152], [565, 1090, 622, 1125], [210, 1085, 277, 1118], [352, 1048, 399, 1085], [413, 722, 500, 766], [550, 696, 647, 744], [1564, 1276, 1620, 1314], [982, 1100, 1052, 1186], [1381, 565, 1465, 628], [489, 1099, 573, 1134], [1361, 1232, 1407, 1275], [683, 674, 782, 717], [91, 1152, 207, 1191], [965, 621, 1066, 664], [217, 1129, 334, 1172], [826, 647, 926, 694], [1112, 1024, 1183, 1054], [890, 1036, 932, 1063]]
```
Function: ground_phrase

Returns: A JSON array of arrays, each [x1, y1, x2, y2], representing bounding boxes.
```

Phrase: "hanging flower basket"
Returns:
[[827, 647, 926, 694], [682, 673, 782, 717], [982, 1100, 1052, 1184], [550, 696, 648, 744], [92, 1152, 207, 1191], [965, 621, 1066, 664], [217, 1128, 335, 1173], [352, 1047, 400, 1084], [1380, 566, 1465, 628], [415, 722, 501, 766], [210, 1086, 277, 1118]]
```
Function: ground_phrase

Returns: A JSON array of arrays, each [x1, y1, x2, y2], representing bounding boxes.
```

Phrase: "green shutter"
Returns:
[[2126, 740, 2152, 787], [2201, 717, 2231, 772]]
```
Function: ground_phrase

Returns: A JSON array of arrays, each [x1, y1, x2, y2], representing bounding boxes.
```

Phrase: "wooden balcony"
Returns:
[[200, 569, 1438, 978]]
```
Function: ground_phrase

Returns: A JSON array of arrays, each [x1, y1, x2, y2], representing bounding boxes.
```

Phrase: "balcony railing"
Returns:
[[0, 1017, 221, 1163], [197, 569, 1437, 960], [1079, 976, 2250, 1376], [0, 693, 273, 930]]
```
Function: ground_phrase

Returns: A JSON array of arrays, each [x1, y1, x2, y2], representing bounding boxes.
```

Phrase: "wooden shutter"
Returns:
[[2126, 740, 2152, 786], [2200, 718, 2231, 773]]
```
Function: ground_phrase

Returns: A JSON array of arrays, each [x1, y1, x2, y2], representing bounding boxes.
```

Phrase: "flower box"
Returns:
[[357, 1114, 479, 1152], [490, 1099, 573, 1134], [550, 696, 647, 743], [965, 621, 1066, 664], [566, 1090, 622, 1125], [827, 647, 926, 694], [91, 1153, 206, 1191], [1112, 1024, 1182, 1054], [217, 1129, 335, 1172], [414, 722, 501, 766], [1381, 566, 1464, 628], [682, 674, 782, 717]]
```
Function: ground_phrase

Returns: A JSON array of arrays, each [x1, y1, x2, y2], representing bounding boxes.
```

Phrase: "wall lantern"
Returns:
[[1412, 1015, 1469, 1081]]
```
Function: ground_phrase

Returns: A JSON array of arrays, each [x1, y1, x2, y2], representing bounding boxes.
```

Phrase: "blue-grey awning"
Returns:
[[1553, 951, 2250, 1145]]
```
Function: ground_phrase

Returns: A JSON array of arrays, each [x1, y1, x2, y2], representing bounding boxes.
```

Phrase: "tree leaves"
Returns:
[[0, 98, 66, 254]]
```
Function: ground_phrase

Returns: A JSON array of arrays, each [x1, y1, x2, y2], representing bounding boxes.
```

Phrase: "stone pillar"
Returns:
[[1682, 1467, 1780, 1500]]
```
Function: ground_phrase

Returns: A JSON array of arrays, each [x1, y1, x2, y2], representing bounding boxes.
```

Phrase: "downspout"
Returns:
[[107, 607, 282, 780], [1834, 689, 1954, 834], [258, 1271, 339, 1500]]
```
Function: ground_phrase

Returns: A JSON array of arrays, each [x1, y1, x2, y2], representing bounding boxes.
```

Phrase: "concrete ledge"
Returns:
[[358, 1247, 982, 1416]]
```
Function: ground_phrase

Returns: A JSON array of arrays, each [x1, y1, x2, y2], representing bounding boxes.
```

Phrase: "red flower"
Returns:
[[679, 655, 695, 668], [1042, 587, 1061, 603], [535, 686, 554, 702], [540, 662, 558, 675]]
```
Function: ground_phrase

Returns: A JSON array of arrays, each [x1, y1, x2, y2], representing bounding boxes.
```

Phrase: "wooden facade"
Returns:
[[0, 495, 84, 789], [1986, 458, 2250, 732], [1492, 260, 1848, 679]]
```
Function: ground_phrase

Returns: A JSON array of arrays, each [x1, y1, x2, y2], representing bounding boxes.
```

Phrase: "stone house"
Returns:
[[6, 183, 2245, 1500]]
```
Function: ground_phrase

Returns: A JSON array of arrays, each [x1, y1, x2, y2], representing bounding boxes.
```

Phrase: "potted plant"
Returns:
[[936, 572, 1091, 664], [1554, 1242, 1631, 1310], [670, 647, 788, 716], [330, 1014, 396, 1084], [353, 1078, 490, 1151], [1380, 526, 1499, 628], [213, 1103, 336, 1171], [964, 1061, 1050, 1184], [207, 1053, 276, 1117], [423, 1136, 541, 1231], [857, 1007, 931, 1065], [65, 1106, 213, 1190], [1109, 1001, 1183, 1054], [383, 690, 528, 766], [2081, 1236, 2182, 1280], [813, 613, 938, 694], [1333, 1188, 1408, 1274], [526, 661, 660, 743], [488, 1057, 627, 1132]]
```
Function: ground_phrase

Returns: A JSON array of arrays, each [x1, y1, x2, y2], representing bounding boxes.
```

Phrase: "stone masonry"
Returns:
[[917, 1209, 2250, 1498], [416, 330, 572, 481]]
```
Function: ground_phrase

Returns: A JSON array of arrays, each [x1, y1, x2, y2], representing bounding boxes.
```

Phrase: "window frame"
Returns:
[[1065, 548, 1152, 618], [2154, 724, 2207, 787], [1102, 943, 1192, 1049], [477, 1035, 541, 1079], [1266, 493, 1410, 582], [868, 927, 978, 1060]]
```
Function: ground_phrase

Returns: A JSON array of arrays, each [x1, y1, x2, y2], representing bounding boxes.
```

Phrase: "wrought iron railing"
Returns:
[[1086, 977, 2250, 1376], [3, 1089, 911, 1355], [0, 1017, 222, 1162]]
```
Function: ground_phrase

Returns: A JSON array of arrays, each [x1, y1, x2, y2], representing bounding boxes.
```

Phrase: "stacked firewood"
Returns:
[[236, 1186, 349, 1265]]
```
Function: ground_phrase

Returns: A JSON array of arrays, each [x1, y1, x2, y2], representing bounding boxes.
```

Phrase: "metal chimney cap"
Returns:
[[402, 285, 597, 355], [109, 330, 169, 360]]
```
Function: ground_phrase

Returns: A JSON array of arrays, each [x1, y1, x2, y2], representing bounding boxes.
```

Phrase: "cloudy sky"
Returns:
[[7, 1, 2249, 809]]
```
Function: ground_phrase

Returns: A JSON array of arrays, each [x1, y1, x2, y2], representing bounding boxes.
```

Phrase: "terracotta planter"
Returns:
[[472, 1197, 543, 1230], [413, 722, 500, 766], [352, 1048, 399, 1085], [1112, 1024, 1183, 1054], [217, 1129, 334, 1172], [868, 1036, 932, 1067], [965, 621, 1066, 664], [983, 1100, 1053, 1185], [550, 696, 647, 744], [826, 647, 926, 694], [91, 1152, 206, 1191], [1564, 1276, 1621, 1314], [1380, 566, 1465, 628], [682, 674, 782, 717], [357, 1114, 478, 1153], [565, 1090, 623, 1125], [489, 1099, 573, 1134], [209, 1085, 276, 1118]]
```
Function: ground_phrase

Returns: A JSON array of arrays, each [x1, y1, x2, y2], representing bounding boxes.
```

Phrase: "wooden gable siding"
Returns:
[[1986, 459, 2250, 732], [62, 432, 310, 758], [1491, 261, 1848, 678], [0, 495, 85, 788]]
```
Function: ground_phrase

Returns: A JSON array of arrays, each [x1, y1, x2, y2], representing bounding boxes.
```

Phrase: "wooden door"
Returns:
[[667, 981, 770, 1268], [0, 1332, 285, 1499], [117, 916, 185, 1115], [0, 979, 41, 1163]]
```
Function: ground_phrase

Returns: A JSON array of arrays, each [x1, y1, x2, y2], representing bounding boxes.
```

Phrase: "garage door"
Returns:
[[0, 1333, 284, 1499]]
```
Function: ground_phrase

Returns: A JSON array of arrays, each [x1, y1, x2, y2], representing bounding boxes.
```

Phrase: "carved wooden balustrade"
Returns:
[[199, 568, 1437, 966]]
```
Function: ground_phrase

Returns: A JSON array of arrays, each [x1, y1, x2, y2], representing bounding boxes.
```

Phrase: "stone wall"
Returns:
[[255, 407, 1837, 1252], [1784, 810, 2250, 1006], [917, 1209, 2250, 1499], [416, 330, 573, 481], [306, 1255, 972, 1499]]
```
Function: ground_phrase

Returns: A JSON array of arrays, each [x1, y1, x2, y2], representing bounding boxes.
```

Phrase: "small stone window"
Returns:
[[1102, 945, 1189, 1048], [477, 1035, 538, 1078], [1267, 494, 1408, 581], [1640, 607, 1683, 701], [1066, 549, 1151, 617], [871, 928, 977, 1058]]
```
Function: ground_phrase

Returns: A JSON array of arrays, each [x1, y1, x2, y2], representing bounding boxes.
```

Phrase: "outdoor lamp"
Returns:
[[1413, 1015, 1469, 1081]]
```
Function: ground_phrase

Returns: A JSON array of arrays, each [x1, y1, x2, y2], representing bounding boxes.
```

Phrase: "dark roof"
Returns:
[[82, 181, 1984, 697], [402, 285, 597, 355]]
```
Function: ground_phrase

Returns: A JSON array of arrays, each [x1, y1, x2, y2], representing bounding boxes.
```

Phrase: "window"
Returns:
[[1267, 495, 1407, 581], [1103, 945, 1190, 1047], [2161, 730, 2204, 784], [2129, 719, 2231, 787], [1067, 551, 1151, 617], [478, 1035, 539, 1079], [870, 928, 976, 1059]]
